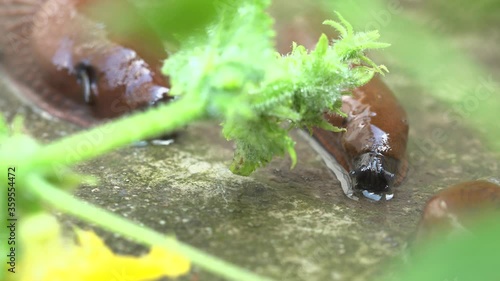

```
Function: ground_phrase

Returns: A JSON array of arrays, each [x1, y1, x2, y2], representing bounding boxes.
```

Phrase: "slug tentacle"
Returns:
[[75, 62, 99, 105]]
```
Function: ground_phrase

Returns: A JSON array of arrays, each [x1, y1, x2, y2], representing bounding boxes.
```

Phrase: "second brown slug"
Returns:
[[414, 180, 500, 243], [0, 0, 172, 127], [271, 2, 409, 200]]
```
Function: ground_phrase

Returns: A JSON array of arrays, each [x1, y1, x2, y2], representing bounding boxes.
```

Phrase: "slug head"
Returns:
[[349, 152, 398, 193], [24, 0, 173, 125], [72, 46, 172, 120]]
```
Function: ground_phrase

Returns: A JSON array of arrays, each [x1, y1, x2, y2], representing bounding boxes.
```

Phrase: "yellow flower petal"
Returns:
[[74, 229, 114, 259], [134, 246, 191, 279], [15, 215, 191, 281]]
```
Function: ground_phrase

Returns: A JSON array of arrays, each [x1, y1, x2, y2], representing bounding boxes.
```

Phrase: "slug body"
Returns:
[[271, 3, 409, 199], [0, 0, 172, 127], [415, 180, 500, 242]]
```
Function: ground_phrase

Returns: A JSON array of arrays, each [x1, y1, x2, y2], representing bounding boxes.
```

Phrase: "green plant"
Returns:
[[0, 0, 389, 280]]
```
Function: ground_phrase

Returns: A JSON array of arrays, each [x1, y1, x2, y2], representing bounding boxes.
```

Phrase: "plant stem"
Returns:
[[29, 97, 206, 168], [28, 175, 275, 281]]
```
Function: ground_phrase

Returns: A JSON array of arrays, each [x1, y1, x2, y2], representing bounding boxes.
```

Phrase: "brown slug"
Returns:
[[0, 0, 172, 127], [271, 3, 409, 199], [414, 180, 500, 243], [313, 77, 409, 198]]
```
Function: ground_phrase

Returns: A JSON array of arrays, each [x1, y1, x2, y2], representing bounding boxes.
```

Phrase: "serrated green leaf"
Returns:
[[323, 20, 348, 38], [313, 34, 329, 57], [316, 119, 346, 132]]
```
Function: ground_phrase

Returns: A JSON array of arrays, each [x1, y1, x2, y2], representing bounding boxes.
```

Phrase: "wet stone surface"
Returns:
[[1, 6, 499, 281]]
